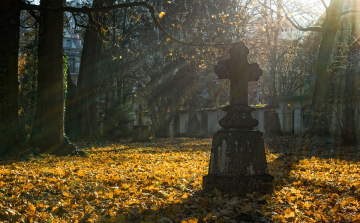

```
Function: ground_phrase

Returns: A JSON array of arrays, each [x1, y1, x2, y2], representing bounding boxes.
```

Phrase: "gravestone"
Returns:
[[132, 111, 151, 142], [187, 100, 200, 136], [200, 109, 210, 138], [203, 42, 274, 195], [282, 105, 294, 135], [264, 110, 282, 136], [173, 115, 180, 137]]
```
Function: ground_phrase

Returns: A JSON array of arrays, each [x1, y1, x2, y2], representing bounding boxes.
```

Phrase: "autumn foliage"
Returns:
[[1, 137, 360, 222]]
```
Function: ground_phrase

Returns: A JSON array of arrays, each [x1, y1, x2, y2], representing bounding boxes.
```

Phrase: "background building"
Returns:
[[63, 13, 83, 85]]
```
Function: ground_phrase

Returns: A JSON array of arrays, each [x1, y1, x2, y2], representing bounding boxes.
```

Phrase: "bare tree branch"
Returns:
[[280, 1, 323, 32], [70, 12, 92, 30], [350, 36, 360, 47], [320, 0, 328, 9], [257, 0, 322, 32], [20, 2, 233, 46], [283, 13, 322, 32], [27, 10, 39, 22]]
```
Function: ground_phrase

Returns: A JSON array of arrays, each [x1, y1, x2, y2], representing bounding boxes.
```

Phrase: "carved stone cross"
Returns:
[[214, 42, 262, 106], [213, 42, 262, 129]]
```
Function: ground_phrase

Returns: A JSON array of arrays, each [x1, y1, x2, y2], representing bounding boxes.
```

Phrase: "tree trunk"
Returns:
[[30, 0, 68, 154], [70, 0, 115, 141], [340, 14, 358, 145], [341, 67, 357, 145], [73, 28, 101, 140], [0, 0, 21, 155], [65, 68, 77, 139], [308, 0, 345, 135]]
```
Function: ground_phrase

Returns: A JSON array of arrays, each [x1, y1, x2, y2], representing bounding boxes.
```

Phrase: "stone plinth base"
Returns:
[[208, 130, 268, 176], [132, 125, 150, 142], [203, 173, 274, 195], [203, 129, 274, 195]]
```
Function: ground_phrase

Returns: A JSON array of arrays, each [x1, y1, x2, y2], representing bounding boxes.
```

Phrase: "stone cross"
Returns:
[[214, 42, 262, 106], [203, 42, 273, 196]]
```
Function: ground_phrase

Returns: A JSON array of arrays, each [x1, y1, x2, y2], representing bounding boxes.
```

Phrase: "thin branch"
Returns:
[[20, 12, 37, 28], [280, 1, 323, 32], [349, 36, 360, 47], [20, 23, 36, 29], [27, 10, 40, 22], [71, 12, 92, 30], [257, 0, 322, 32], [284, 13, 322, 32], [258, 1, 322, 32], [320, 0, 328, 9], [88, 14, 103, 32], [20, 2, 233, 46]]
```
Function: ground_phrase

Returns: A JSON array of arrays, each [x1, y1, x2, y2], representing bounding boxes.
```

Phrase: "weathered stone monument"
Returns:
[[187, 100, 201, 136], [203, 42, 274, 195], [132, 108, 151, 142], [264, 110, 282, 136], [282, 105, 294, 135], [200, 109, 210, 138]]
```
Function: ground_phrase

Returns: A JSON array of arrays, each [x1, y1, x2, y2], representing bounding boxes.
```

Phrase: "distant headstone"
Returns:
[[200, 109, 209, 138], [264, 110, 282, 136], [203, 42, 274, 195], [173, 115, 180, 137], [138, 111, 143, 125], [187, 100, 200, 136], [282, 105, 294, 135], [132, 111, 150, 142]]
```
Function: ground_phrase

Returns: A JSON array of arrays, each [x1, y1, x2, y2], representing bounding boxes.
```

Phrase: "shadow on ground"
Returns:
[[76, 137, 213, 154], [105, 189, 271, 223]]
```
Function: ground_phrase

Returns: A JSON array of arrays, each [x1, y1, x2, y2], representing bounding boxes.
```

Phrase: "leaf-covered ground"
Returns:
[[1, 137, 360, 222]]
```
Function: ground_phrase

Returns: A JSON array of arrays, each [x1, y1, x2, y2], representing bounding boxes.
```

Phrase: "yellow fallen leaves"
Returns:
[[159, 12, 166, 19], [284, 207, 295, 219], [266, 136, 360, 222], [0, 139, 211, 222], [1, 137, 360, 222]]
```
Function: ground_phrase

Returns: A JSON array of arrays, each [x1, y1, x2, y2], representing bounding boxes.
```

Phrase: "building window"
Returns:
[[67, 39, 71, 48]]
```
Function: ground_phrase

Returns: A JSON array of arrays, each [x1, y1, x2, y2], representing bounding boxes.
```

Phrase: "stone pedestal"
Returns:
[[203, 173, 274, 195], [282, 106, 294, 135], [264, 110, 282, 136], [132, 125, 150, 142], [203, 129, 274, 195]]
